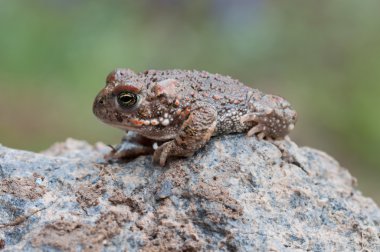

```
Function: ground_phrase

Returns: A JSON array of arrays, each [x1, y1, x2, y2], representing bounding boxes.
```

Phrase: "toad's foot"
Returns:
[[105, 132, 155, 162], [153, 102, 217, 166], [240, 109, 295, 139]]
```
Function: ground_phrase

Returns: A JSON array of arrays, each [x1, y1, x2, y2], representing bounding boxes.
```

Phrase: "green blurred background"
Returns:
[[0, 0, 379, 203]]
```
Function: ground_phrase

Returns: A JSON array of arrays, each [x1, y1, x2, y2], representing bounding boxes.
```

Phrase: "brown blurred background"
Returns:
[[0, 0, 379, 203]]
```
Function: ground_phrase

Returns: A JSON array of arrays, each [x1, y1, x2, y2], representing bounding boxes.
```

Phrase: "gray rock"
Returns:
[[0, 135, 379, 251]]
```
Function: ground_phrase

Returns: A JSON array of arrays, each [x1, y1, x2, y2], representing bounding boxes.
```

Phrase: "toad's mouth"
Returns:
[[96, 116, 153, 130], [98, 116, 177, 141], [128, 117, 171, 127], [96, 119, 144, 133]]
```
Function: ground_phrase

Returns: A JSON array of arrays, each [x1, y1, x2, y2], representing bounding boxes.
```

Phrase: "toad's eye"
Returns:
[[116, 91, 138, 108]]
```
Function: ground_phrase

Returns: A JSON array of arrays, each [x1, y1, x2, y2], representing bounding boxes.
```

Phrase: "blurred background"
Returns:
[[0, 0, 379, 203]]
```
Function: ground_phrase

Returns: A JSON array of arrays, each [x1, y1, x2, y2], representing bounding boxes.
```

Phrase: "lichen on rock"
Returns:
[[0, 135, 379, 251]]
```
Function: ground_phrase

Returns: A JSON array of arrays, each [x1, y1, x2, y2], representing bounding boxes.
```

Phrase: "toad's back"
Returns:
[[139, 69, 265, 134], [139, 69, 255, 105]]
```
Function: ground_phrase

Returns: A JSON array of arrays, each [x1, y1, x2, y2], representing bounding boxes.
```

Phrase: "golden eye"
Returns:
[[117, 91, 138, 108]]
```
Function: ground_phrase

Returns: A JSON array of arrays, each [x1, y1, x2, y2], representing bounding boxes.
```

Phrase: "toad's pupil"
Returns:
[[117, 92, 136, 107], [120, 94, 132, 103]]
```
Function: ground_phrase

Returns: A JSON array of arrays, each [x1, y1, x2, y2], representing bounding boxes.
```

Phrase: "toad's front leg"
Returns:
[[153, 102, 217, 166], [105, 131, 156, 161]]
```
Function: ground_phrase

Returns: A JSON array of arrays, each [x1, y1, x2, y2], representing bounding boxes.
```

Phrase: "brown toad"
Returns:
[[93, 69, 297, 166]]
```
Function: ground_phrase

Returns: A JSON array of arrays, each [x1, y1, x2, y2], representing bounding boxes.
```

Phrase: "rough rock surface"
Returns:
[[0, 135, 379, 251]]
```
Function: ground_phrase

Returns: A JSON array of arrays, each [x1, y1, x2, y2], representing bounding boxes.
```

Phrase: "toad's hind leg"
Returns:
[[153, 102, 217, 166], [240, 109, 295, 139]]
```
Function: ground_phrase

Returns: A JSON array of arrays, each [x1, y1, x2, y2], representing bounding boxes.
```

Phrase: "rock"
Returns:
[[0, 135, 379, 251]]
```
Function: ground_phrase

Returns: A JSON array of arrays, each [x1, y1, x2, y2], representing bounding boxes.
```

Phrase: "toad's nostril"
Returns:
[[293, 112, 298, 122], [98, 98, 104, 105]]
